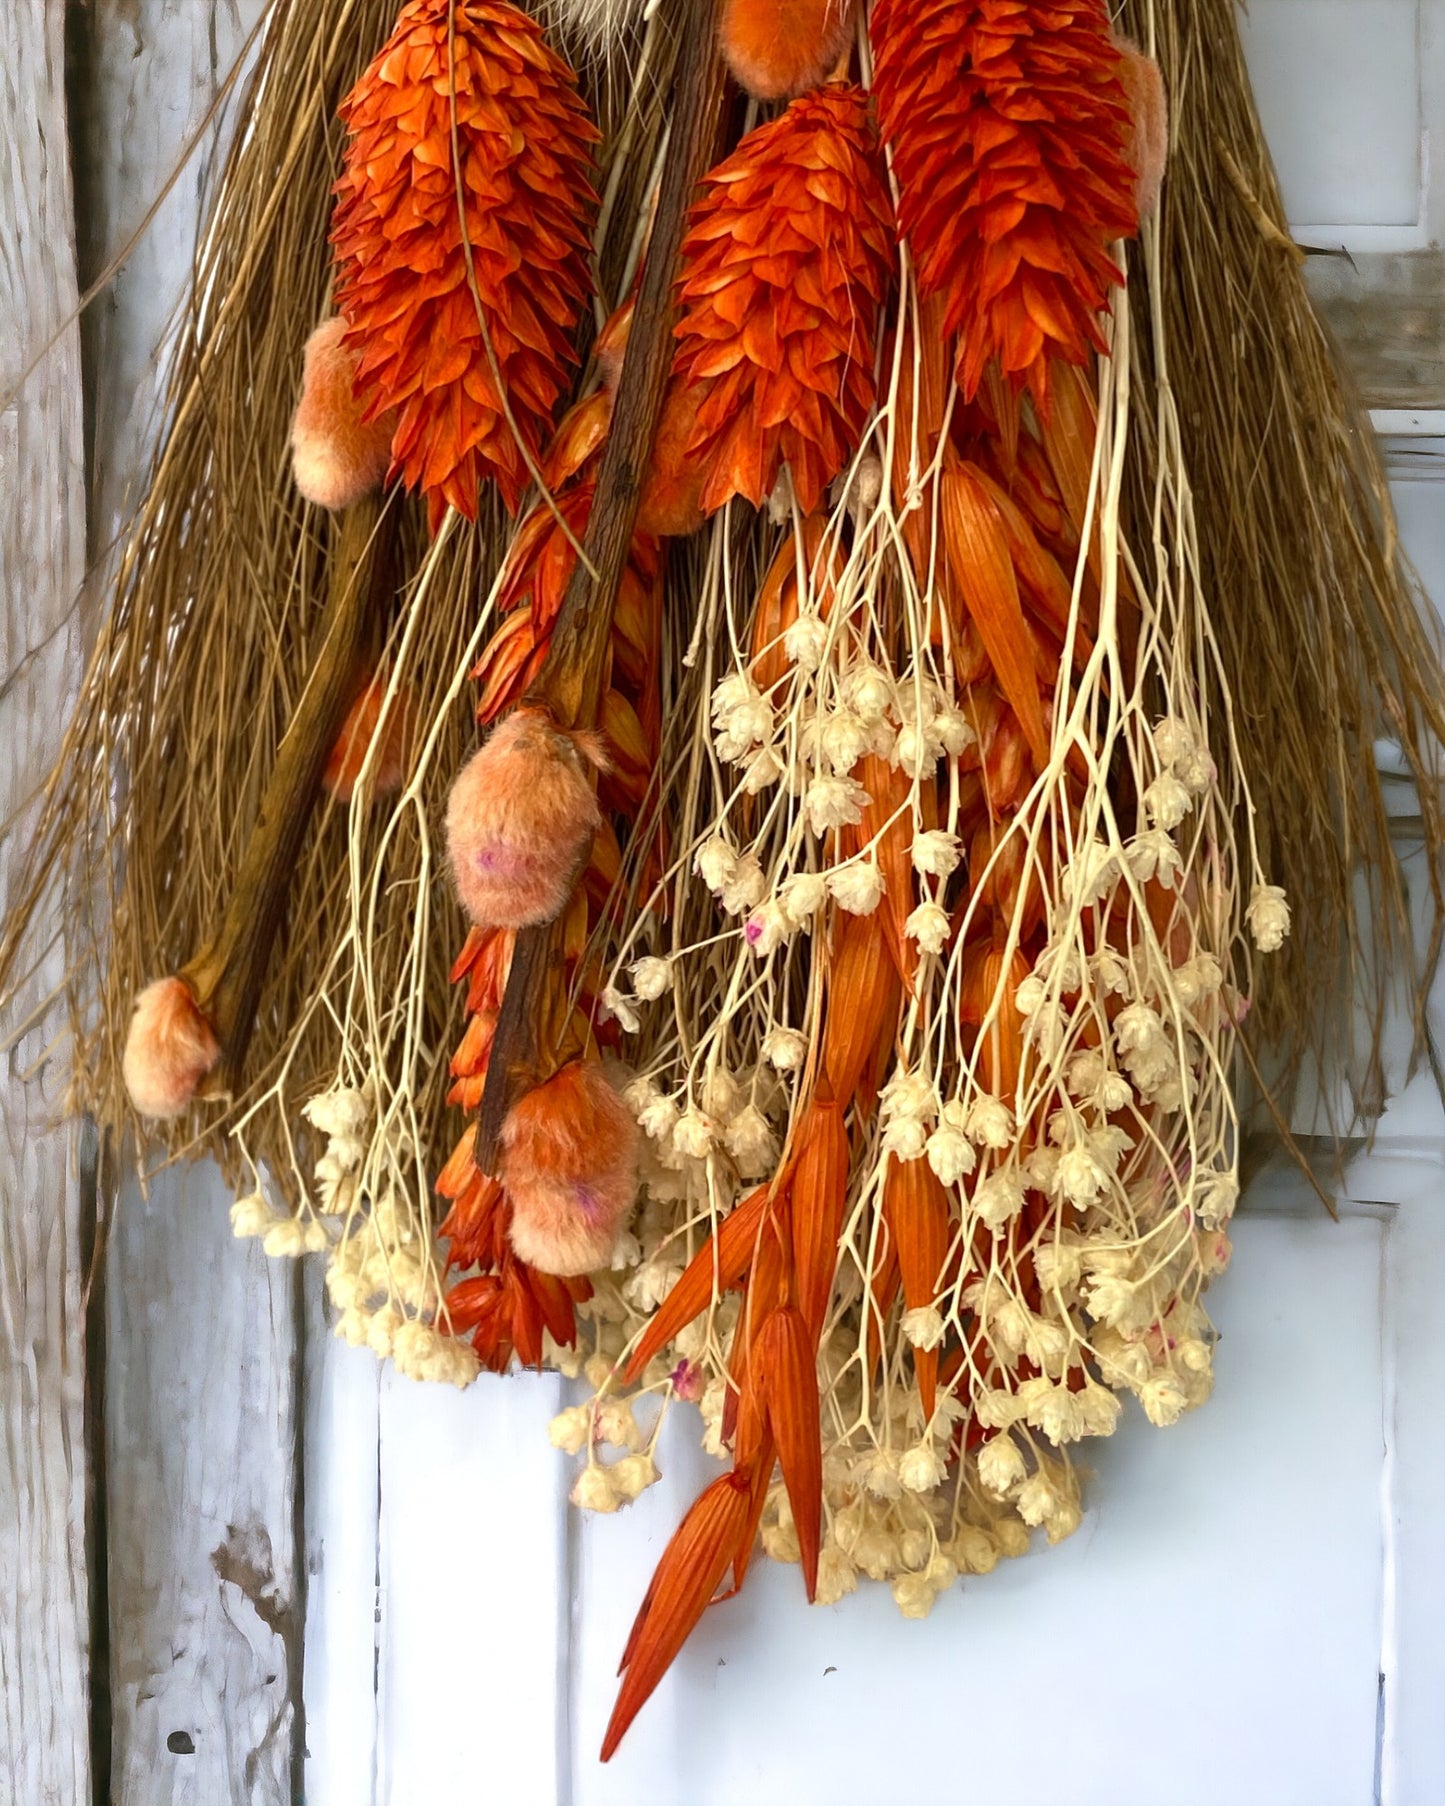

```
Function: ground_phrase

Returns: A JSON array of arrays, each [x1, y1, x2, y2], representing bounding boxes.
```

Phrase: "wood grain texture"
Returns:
[[104, 1168, 303, 1803], [71, 3, 304, 1801], [0, 4, 95, 1802], [1308, 252, 1445, 410]]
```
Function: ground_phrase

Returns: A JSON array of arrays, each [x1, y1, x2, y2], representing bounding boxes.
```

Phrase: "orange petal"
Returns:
[[755, 1305, 823, 1599], [787, 1100, 850, 1344], [881, 1157, 952, 1417], [603, 1471, 754, 1760], [622, 1186, 769, 1382], [940, 464, 1052, 771]]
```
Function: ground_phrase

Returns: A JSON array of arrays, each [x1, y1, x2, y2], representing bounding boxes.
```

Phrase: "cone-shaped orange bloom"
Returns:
[[870, 0, 1138, 409], [331, 0, 599, 530], [671, 83, 894, 516]]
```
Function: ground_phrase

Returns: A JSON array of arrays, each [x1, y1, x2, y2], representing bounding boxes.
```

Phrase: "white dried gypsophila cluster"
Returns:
[[233, 1081, 380, 1256], [625, 1065, 781, 1185]]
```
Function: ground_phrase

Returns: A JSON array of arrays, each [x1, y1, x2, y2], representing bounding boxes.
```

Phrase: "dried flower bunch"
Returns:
[[5, 0, 1444, 1766]]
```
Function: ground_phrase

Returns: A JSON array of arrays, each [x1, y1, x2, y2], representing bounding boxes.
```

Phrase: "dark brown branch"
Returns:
[[185, 494, 396, 1094], [476, 0, 730, 1167]]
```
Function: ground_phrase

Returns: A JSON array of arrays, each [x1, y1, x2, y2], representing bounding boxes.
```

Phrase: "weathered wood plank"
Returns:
[[1307, 251, 1445, 412], [69, 3, 302, 1800], [105, 1169, 302, 1803], [0, 5, 94, 1802]]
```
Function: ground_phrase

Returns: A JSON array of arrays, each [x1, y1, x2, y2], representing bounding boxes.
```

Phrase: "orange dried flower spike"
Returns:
[[671, 83, 894, 515], [331, 0, 599, 530], [870, 0, 1138, 410]]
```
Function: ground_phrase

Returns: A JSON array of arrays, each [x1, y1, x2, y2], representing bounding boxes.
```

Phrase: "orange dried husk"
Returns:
[[821, 912, 903, 1107], [602, 1471, 754, 1760], [332, 0, 599, 528], [880, 1157, 954, 1416]]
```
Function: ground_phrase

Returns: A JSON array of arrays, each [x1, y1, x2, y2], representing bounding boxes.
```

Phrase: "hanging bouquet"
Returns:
[[4, 0, 1442, 1760]]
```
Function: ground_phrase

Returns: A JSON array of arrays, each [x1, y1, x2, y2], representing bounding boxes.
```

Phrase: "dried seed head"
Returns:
[[445, 707, 605, 928], [501, 1060, 640, 1276], [290, 318, 395, 510], [121, 977, 221, 1119]]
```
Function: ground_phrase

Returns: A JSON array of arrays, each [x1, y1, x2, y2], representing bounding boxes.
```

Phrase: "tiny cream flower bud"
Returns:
[[763, 1027, 809, 1071], [718, 855, 767, 917], [672, 1110, 718, 1160], [571, 1463, 621, 1513], [1247, 883, 1291, 953], [230, 1195, 274, 1239], [911, 829, 962, 877], [612, 1452, 661, 1502], [819, 709, 871, 775], [805, 773, 869, 836], [973, 1169, 1026, 1229], [263, 1218, 308, 1259], [785, 614, 829, 671], [964, 1096, 1015, 1149], [901, 1305, 945, 1351], [549, 1405, 591, 1454], [695, 835, 738, 892], [637, 1094, 681, 1143], [899, 1444, 947, 1492], [781, 871, 827, 923], [905, 901, 950, 955], [1178, 747, 1217, 794], [842, 662, 895, 722], [745, 900, 793, 957], [925, 1123, 975, 1186], [741, 745, 786, 794], [630, 956, 672, 1001], [1143, 772, 1192, 831], [1152, 715, 1194, 764], [1140, 1373, 1190, 1427], [1125, 829, 1183, 888], [882, 1116, 928, 1160], [815, 1545, 859, 1605], [827, 861, 884, 916], [880, 1069, 936, 1121], [725, 1105, 778, 1178], [931, 702, 975, 756], [977, 1435, 1027, 1497]]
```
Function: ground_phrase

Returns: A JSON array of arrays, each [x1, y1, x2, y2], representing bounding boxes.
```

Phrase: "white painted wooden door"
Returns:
[[4, 5, 1443, 1803]]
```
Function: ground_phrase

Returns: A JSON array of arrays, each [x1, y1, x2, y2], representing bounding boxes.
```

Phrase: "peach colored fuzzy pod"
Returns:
[[121, 976, 221, 1119], [500, 1060, 640, 1275], [1115, 37, 1169, 218], [719, 0, 858, 101], [445, 707, 606, 929], [290, 317, 396, 511]]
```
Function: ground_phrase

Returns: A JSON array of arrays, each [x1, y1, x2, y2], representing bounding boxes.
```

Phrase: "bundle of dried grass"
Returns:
[[1118, 0, 1445, 1126], [0, 0, 680, 1206]]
